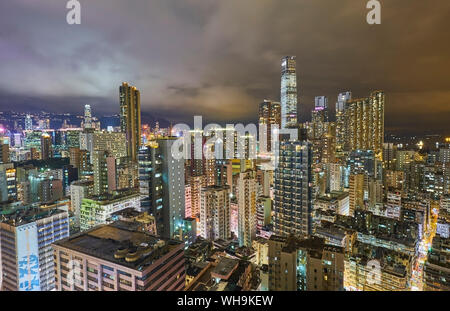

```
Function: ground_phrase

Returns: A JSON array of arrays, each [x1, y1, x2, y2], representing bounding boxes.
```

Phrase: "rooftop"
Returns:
[[211, 257, 239, 280], [0, 204, 66, 226], [84, 189, 140, 204], [53, 220, 182, 271]]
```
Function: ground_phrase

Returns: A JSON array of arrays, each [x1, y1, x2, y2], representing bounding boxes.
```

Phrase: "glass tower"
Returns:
[[281, 56, 298, 128]]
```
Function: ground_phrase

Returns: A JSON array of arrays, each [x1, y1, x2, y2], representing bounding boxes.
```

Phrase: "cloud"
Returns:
[[0, 0, 449, 134]]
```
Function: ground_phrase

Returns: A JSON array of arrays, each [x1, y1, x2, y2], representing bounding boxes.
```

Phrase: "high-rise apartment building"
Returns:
[[199, 185, 230, 240], [0, 143, 9, 164], [0, 205, 69, 291], [280, 56, 298, 128], [256, 196, 271, 235], [119, 82, 141, 161], [70, 180, 94, 229], [92, 150, 116, 195], [344, 91, 385, 156], [268, 236, 344, 291], [238, 170, 257, 247], [335, 92, 352, 155], [259, 100, 281, 153], [274, 141, 313, 237], [82, 131, 127, 164], [348, 174, 364, 216], [0, 163, 16, 203]]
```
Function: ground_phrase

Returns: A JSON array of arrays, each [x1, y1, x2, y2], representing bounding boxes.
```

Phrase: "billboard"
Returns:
[[16, 223, 40, 291]]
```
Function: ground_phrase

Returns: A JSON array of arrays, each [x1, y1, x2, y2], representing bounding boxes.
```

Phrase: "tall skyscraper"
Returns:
[[274, 141, 313, 237], [259, 100, 281, 153], [314, 96, 329, 121], [344, 91, 385, 157], [83, 104, 92, 129], [25, 114, 33, 131], [119, 82, 141, 161], [140, 138, 185, 240], [280, 56, 298, 128], [0, 206, 69, 291], [336, 91, 352, 155], [238, 169, 257, 247], [40, 133, 53, 160], [200, 185, 230, 240]]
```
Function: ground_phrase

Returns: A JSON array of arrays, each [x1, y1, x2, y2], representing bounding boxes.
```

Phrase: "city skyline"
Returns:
[[1, 0, 450, 295]]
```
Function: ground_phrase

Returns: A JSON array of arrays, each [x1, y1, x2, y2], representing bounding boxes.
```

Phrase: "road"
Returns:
[[410, 206, 439, 291]]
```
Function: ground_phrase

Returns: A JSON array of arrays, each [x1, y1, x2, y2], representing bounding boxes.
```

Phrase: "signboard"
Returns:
[[16, 223, 40, 291]]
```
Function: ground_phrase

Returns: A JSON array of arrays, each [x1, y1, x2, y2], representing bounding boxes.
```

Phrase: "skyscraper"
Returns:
[[0, 206, 69, 291], [344, 91, 385, 157], [25, 114, 33, 131], [335, 91, 352, 155], [280, 56, 298, 128], [274, 141, 313, 237], [314, 96, 329, 121], [238, 169, 257, 247], [259, 100, 281, 153], [83, 104, 92, 129], [40, 133, 52, 160], [200, 185, 230, 240], [119, 82, 141, 161], [140, 138, 185, 240]]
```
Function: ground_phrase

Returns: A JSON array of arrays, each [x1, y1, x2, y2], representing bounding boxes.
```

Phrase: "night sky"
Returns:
[[0, 1, 449, 135]]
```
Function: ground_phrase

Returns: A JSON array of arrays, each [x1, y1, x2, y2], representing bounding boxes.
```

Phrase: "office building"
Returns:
[[280, 56, 298, 128], [84, 104, 92, 129]]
